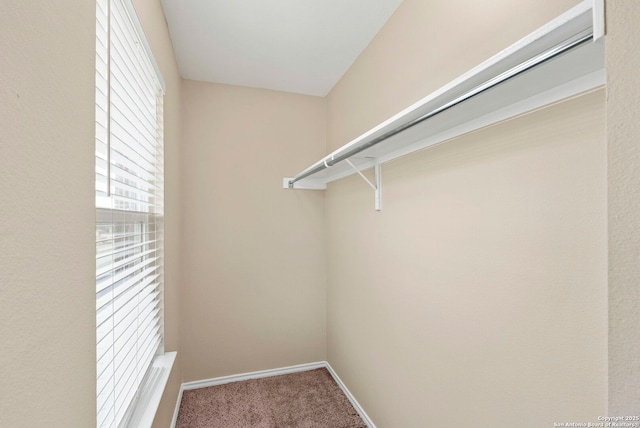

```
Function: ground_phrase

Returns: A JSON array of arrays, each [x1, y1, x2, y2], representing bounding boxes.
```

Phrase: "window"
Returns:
[[95, 0, 166, 427]]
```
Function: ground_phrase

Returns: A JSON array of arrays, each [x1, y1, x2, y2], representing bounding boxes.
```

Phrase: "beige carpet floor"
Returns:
[[176, 368, 367, 427]]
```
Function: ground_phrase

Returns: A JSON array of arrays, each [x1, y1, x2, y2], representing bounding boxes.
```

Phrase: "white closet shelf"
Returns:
[[283, 0, 605, 209]]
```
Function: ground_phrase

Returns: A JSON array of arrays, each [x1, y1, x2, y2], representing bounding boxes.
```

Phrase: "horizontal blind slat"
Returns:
[[111, 0, 157, 93], [96, 269, 158, 312], [109, 135, 158, 180], [97, 256, 158, 296], [96, 1, 164, 426], [110, 15, 156, 101], [110, 71, 158, 146], [96, 247, 157, 278], [109, 149, 157, 184], [110, 164, 161, 193], [98, 278, 158, 349], [97, 229, 156, 245], [96, 277, 160, 342], [96, 238, 157, 262]]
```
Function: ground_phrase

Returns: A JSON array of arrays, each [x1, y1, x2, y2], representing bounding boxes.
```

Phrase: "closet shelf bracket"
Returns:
[[345, 159, 382, 211]]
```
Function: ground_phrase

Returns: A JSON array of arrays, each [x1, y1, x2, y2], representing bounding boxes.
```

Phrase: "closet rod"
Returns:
[[288, 29, 593, 188]]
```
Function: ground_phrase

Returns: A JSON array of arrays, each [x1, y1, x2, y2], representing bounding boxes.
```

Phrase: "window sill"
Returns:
[[127, 351, 177, 428]]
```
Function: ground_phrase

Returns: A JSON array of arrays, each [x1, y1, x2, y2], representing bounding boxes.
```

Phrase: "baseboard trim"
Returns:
[[171, 361, 375, 428], [324, 362, 376, 428], [182, 361, 327, 390]]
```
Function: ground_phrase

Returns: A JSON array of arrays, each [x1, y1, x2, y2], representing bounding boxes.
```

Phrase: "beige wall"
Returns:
[[180, 81, 326, 382], [325, 0, 607, 426], [131, 0, 184, 426], [326, 93, 607, 427], [606, 0, 640, 415], [0, 1, 96, 426]]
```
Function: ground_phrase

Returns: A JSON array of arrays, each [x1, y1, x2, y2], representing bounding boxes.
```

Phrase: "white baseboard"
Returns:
[[324, 362, 376, 428], [181, 361, 326, 391], [170, 361, 375, 428]]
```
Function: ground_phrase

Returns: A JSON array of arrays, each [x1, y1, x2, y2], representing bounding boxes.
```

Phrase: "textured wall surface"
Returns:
[[131, 0, 185, 426], [326, 92, 607, 427], [325, 0, 607, 426], [606, 0, 640, 415], [0, 1, 96, 426], [180, 81, 327, 382]]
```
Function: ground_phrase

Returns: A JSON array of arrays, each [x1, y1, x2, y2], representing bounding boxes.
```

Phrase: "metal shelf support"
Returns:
[[346, 159, 382, 211]]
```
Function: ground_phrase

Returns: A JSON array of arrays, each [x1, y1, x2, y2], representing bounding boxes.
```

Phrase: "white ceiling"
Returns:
[[159, 0, 404, 96]]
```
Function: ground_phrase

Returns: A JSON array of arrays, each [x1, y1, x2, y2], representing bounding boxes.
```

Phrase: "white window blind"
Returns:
[[95, 0, 165, 427]]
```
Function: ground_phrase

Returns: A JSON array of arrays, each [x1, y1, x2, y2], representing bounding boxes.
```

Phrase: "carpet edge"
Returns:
[[171, 361, 376, 428]]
